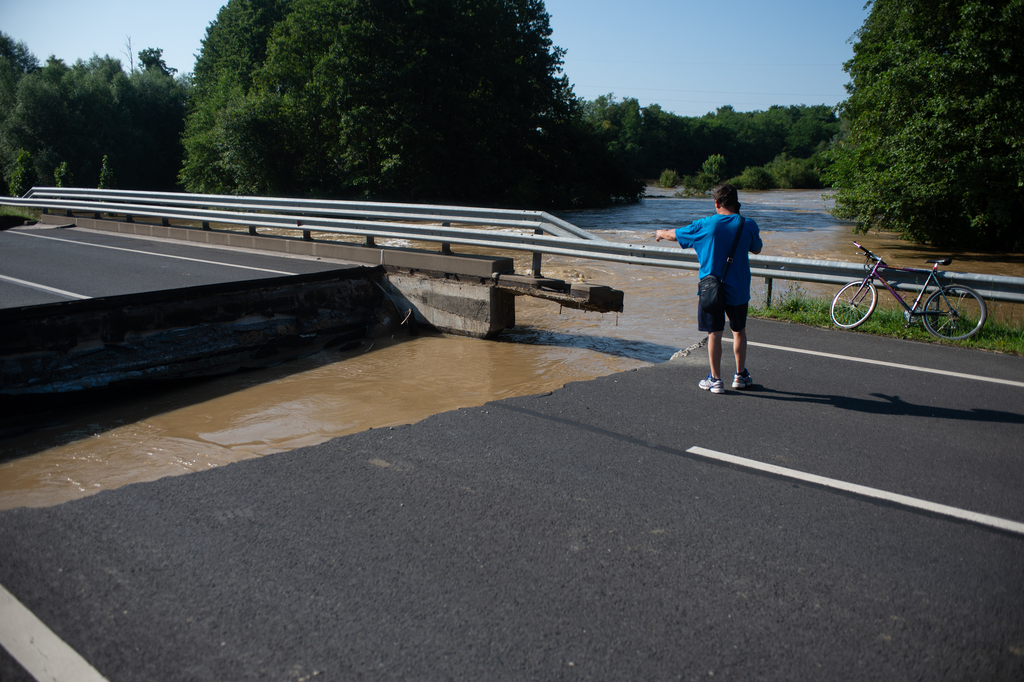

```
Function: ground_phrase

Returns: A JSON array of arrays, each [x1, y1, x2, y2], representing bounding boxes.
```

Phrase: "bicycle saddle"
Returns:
[[926, 258, 953, 265]]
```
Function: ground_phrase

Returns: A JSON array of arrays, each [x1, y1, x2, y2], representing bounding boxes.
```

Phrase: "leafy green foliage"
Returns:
[[98, 154, 115, 189], [657, 169, 682, 188], [701, 154, 727, 183], [677, 154, 730, 195], [180, 0, 641, 207], [764, 153, 824, 189], [138, 48, 177, 76], [54, 161, 72, 187], [728, 152, 829, 190], [8, 148, 34, 196], [826, 0, 1024, 251], [0, 34, 189, 192], [729, 165, 776, 190], [0, 34, 39, 78], [582, 96, 840, 182]]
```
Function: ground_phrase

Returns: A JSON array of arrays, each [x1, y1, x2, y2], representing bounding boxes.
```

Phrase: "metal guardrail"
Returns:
[[9, 187, 1024, 305], [20, 187, 600, 241]]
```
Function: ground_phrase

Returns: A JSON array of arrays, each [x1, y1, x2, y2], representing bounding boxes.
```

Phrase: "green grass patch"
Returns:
[[0, 205, 41, 229], [751, 285, 1024, 355]]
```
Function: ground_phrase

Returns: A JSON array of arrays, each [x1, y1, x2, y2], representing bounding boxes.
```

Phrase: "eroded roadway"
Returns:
[[1, 285, 1023, 677]]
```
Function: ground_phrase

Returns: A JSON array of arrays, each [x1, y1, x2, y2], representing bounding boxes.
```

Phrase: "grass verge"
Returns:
[[750, 285, 1024, 355], [0, 205, 41, 229]]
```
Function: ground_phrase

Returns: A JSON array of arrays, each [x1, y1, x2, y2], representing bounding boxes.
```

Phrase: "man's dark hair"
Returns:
[[712, 183, 741, 212]]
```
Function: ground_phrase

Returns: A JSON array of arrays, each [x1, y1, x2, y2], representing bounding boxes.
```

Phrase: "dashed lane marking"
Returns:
[[0, 583, 109, 682], [687, 446, 1024, 536]]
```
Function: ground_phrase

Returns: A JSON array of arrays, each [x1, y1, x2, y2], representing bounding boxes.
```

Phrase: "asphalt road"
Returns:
[[0, 224, 350, 309], [1, 319, 1023, 680]]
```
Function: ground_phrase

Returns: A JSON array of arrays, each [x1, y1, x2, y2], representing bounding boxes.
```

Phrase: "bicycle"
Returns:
[[830, 242, 987, 340]]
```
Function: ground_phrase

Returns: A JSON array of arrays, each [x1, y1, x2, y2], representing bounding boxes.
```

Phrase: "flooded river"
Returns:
[[2, 189, 1022, 509]]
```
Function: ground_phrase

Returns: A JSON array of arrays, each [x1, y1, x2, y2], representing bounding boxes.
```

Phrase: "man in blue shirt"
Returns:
[[655, 183, 763, 394]]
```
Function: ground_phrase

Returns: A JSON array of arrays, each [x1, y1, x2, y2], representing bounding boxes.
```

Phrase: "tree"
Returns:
[[0, 33, 39, 79], [1, 48, 188, 191], [826, 0, 1024, 250], [54, 160, 72, 187], [0, 33, 39, 185], [138, 48, 176, 76], [8, 148, 34, 196], [98, 154, 115, 189], [581, 95, 838, 182], [701, 154, 727, 184], [181, 0, 641, 207]]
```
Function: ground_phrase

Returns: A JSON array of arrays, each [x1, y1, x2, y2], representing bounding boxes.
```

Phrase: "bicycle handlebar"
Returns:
[[852, 241, 884, 265]]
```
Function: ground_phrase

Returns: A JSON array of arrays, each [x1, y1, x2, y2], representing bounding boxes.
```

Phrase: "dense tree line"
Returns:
[[0, 33, 189, 193], [827, 0, 1024, 251], [582, 97, 840, 189], [180, 0, 641, 208], [2, 1, 837, 208]]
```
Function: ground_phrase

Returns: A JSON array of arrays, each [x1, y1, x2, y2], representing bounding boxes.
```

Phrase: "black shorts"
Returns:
[[697, 300, 748, 333]]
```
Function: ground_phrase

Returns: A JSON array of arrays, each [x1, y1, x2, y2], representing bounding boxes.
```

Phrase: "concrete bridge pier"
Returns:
[[381, 273, 515, 340]]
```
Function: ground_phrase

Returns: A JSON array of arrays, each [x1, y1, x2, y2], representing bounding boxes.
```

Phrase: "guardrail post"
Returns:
[[125, 214, 134, 223], [530, 228, 543, 278], [248, 225, 257, 235], [202, 221, 210, 231], [161, 217, 170, 226], [441, 222, 452, 254], [765, 278, 773, 308]]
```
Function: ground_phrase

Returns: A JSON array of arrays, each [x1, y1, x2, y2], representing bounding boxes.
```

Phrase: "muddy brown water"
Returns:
[[2, 189, 1022, 510]]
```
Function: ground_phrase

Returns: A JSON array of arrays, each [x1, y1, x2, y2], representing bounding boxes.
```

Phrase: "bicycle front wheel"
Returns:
[[831, 281, 877, 329], [922, 285, 987, 340]]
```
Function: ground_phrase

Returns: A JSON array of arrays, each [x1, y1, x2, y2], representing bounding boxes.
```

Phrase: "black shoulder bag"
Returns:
[[697, 216, 746, 315]]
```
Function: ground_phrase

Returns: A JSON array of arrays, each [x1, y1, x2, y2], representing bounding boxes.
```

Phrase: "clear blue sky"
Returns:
[[1, 0, 869, 118]]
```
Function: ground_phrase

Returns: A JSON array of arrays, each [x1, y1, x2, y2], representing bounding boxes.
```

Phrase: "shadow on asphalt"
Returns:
[[497, 327, 680, 364], [737, 386, 1024, 423]]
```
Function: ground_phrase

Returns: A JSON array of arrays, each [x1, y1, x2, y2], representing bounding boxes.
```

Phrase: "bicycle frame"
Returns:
[[850, 242, 944, 318]]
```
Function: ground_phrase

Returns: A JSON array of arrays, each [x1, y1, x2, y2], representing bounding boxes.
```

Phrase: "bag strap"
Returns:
[[719, 216, 746, 280]]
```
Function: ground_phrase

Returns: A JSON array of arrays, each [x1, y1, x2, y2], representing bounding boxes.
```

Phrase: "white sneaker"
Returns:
[[699, 375, 725, 394], [732, 370, 753, 389]]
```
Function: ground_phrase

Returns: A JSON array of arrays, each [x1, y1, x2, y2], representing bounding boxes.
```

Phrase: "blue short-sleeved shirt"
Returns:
[[674, 214, 762, 305]]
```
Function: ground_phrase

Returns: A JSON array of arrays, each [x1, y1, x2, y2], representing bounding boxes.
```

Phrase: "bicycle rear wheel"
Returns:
[[831, 280, 877, 329], [922, 285, 987, 340]]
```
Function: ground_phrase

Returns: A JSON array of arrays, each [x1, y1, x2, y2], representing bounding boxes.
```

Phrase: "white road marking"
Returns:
[[687, 446, 1024, 535], [0, 273, 91, 300], [8, 230, 297, 275], [0, 583, 109, 682], [722, 337, 1024, 388]]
